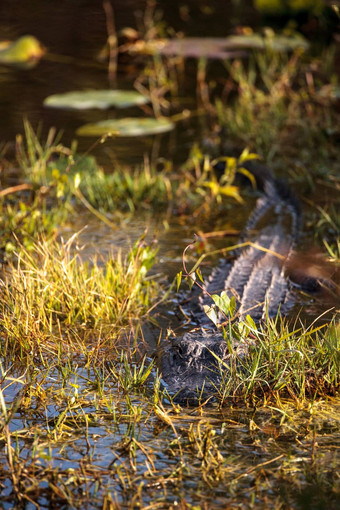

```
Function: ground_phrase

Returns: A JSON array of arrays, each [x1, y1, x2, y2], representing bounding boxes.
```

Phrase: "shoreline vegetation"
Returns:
[[0, 2, 339, 508]]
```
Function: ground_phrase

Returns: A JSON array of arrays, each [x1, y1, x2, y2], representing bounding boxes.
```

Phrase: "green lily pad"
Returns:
[[0, 35, 45, 67], [76, 117, 175, 137], [44, 90, 149, 110]]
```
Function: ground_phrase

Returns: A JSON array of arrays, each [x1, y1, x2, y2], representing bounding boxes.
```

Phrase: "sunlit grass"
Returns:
[[75, 161, 173, 213], [0, 233, 159, 358], [0, 194, 71, 255], [213, 318, 340, 404], [1, 120, 248, 238]]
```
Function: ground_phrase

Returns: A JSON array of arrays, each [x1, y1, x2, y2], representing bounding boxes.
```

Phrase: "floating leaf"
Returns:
[[76, 117, 175, 137], [128, 33, 308, 60], [44, 90, 149, 110], [144, 37, 246, 59], [0, 35, 45, 67]]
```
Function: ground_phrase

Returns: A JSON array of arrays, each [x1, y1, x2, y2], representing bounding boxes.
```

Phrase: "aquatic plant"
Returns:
[[0, 123, 72, 252], [215, 48, 339, 162], [13, 120, 252, 220], [16, 119, 72, 186]]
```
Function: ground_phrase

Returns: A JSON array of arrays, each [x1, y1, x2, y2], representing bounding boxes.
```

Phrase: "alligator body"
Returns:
[[161, 162, 302, 403]]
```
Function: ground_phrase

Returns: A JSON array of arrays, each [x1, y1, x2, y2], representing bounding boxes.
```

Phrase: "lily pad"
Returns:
[[76, 117, 175, 137], [129, 38, 246, 59], [77, 117, 175, 137], [44, 90, 149, 110], [130, 33, 308, 59], [0, 35, 45, 67]]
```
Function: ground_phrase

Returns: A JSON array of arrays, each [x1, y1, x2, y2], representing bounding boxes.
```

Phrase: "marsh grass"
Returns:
[[0, 233, 159, 358], [215, 49, 340, 163], [0, 193, 71, 254], [1, 122, 75, 253], [211, 318, 340, 404], [4, 120, 250, 237], [75, 161, 173, 213], [16, 120, 72, 186]]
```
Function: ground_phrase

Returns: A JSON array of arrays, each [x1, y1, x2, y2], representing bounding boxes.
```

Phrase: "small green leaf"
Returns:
[[187, 273, 196, 290], [176, 271, 182, 292], [245, 315, 257, 330], [187, 279, 193, 291], [74, 173, 81, 190], [203, 304, 218, 326], [238, 148, 260, 164], [229, 296, 236, 317], [211, 291, 236, 318], [196, 267, 204, 284]]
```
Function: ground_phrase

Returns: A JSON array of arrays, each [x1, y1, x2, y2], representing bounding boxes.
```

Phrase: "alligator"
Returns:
[[160, 160, 303, 403]]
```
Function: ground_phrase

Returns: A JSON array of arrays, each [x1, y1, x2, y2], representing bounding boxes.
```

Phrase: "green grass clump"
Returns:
[[75, 162, 173, 213], [16, 120, 73, 186], [0, 122, 74, 254], [0, 194, 71, 255], [0, 234, 159, 357], [220, 318, 340, 403], [12, 120, 248, 221]]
